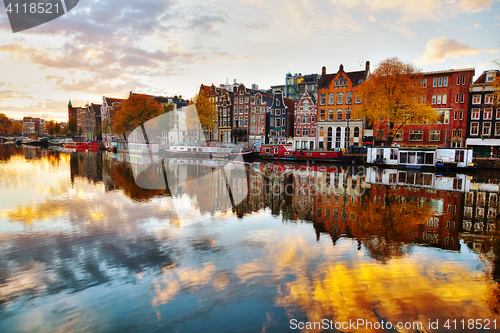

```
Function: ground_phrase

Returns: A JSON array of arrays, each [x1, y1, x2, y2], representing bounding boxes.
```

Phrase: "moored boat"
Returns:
[[366, 146, 475, 169], [22, 137, 49, 147], [165, 143, 253, 160], [63, 141, 100, 149], [260, 144, 343, 161]]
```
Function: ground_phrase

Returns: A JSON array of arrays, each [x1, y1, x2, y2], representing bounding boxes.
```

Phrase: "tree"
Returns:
[[355, 57, 438, 145], [78, 127, 83, 137], [0, 114, 12, 135], [113, 94, 164, 142], [45, 120, 57, 136], [11, 121, 23, 135], [194, 90, 217, 131], [68, 117, 77, 136]]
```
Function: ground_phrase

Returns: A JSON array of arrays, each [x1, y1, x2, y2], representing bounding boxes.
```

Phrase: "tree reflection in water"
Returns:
[[351, 185, 433, 263]]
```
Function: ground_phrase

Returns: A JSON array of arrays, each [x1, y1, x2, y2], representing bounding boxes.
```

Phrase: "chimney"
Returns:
[[366, 61, 370, 74], [321, 66, 326, 77], [339, 64, 344, 72]]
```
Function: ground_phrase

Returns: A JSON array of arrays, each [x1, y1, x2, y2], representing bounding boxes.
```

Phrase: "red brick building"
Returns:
[[373, 68, 475, 147]]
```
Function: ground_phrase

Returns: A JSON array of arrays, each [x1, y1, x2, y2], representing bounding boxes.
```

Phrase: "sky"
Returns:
[[0, 0, 498, 122]]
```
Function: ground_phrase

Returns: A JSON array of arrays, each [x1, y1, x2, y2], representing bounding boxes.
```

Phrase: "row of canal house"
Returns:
[[202, 64, 498, 157]]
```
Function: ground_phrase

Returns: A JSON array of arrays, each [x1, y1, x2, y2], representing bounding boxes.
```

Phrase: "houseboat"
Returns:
[[165, 143, 253, 160], [63, 142, 100, 149], [260, 144, 343, 162], [366, 147, 474, 169], [116, 141, 160, 154]]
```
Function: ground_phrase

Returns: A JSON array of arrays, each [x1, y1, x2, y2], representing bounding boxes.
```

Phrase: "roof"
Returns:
[[472, 70, 500, 85]]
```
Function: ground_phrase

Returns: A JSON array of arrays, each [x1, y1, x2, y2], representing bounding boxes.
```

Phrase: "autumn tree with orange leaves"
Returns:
[[186, 90, 216, 142], [355, 57, 438, 145], [113, 94, 164, 141]]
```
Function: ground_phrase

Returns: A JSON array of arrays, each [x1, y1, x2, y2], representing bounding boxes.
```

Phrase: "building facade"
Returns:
[[249, 91, 271, 146], [317, 63, 369, 150], [293, 91, 317, 150], [266, 90, 294, 144], [466, 70, 500, 157], [101, 96, 125, 141], [372, 68, 475, 148]]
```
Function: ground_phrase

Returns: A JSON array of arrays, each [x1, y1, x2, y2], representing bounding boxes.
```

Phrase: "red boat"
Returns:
[[63, 142, 100, 149], [260, 144, 343, 161]]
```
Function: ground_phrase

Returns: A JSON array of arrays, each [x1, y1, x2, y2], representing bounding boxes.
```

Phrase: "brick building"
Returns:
[[293, 91, 317, 150]]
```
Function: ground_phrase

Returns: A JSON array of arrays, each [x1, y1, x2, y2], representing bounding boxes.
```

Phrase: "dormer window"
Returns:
[[486, 73, 496, 82], [239, 90, 243, 95], [276, 99, 280, 106]]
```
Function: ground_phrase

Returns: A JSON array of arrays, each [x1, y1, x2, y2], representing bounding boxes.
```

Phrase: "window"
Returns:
[[486, 73, 496, 82], [276, 99, 280, 106], [234, 119, 238, 127], [471, 109, 480, 119], [444, 77, 448, 86], [245, 96, 249, 103], [319, 94, 326, 106], [354, 127, 359, 137], [438, 77, 442, 87], [244, 106, 249, 113], [455, 94, 459, 103], [239, 90, 243, 95], [442, 95, 447, 104], [258, 125, 263, 133], [346, 92, 352, 104], [472, 95, 481, 104], [437, 95, 442, 104], [433, 78, 437, 87], [394, 131, 403, 141], [470, 122, 479, 135], [276, 118, 281, 127], [429, 130, 440, 141], [276, 109, 281, 116], [495, 122, 500, 136], [337, 93, 343, 104], [346, 110, 351, 120], [303, 128, 308, 136], [454, 111, 457, 121], [259, 116, 264, 123], [251, 115, 255, 124], [311, 115, 315, 122], [483, 122, 491, 136], [485, 95, 494, 104], [355, 95, 361, 104], [484, 108, 493, 120], [296, 128, 300, 136], [336, 110, 343, 120], [460, 110, 463, 120], [234, 97, 238, 104], [256, 99, 260, 105], [328, 93, 334, 105], [303, 115, 309, 123], [432, 95, 436, 104], [320, 109, 325, 119], [423, 79, 427, 88], [409, 130, 423, 141], [270, 118, 274, 127], [328, 110, 334, 120], [461, 94, 464, 103], [311, 128, 315, 136], [456, 76, 460, 85], [251, 125, 255, 133], [462, 75, 466, 85], [455, 150, 465, 163], [303, 102, 308, 111], [320, 127, 324, 136], [240, 97, 243, 104]]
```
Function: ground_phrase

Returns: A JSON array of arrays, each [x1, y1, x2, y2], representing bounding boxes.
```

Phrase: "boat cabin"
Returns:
[[367, 146, 474, 169]]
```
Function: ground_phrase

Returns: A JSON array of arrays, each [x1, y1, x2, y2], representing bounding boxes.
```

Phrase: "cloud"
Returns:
[[0, 90, 34, 102], [417, 37, 480, 64], [333, 0, 493, 23], [368, 15, 376, 22]]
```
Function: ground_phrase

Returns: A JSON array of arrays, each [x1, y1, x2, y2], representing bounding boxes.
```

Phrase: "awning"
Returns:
[[466, 138, 500, 146]]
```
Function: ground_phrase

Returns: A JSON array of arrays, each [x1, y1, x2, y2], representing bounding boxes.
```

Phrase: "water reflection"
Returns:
[[1, 144, 500, 332]]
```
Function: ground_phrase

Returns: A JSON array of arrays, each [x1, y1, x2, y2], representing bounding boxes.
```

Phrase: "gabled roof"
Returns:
[[473, 70, 500, 85]]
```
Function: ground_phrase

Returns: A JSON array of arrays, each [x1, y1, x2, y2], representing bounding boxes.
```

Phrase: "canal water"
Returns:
[[1, 143, 500, 332]]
